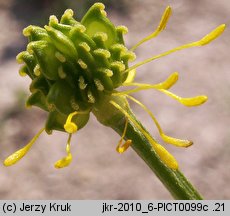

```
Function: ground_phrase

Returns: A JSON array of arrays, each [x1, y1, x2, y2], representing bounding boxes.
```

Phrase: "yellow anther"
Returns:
[[157, 6, 172, 32], [55, 134, 73, 168], [160, 90, 208, 106], [198, 24, 226, 46], [64, 112, 78, 134], [130, 6, 172, 51], [55, 52, 66, 62], [154, 144, 178, 170], [64, 121, 77, 134], [3, 128, 45, 166], [117, 140, 132, 154], [116, 118, 132, 153], [125, 95, 193, 147], [155, 72, 178, 90]]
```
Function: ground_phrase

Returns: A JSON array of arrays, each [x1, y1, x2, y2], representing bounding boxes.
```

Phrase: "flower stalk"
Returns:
[[111, 110, 203, 200]]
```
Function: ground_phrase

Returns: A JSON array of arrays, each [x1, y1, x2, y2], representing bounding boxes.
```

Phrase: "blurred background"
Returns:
[[0, 0, 229, 199]]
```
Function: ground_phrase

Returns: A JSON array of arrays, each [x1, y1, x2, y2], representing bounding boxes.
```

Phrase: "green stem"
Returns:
[[111, 110, 203, 200], [93, 95, 203, 199]]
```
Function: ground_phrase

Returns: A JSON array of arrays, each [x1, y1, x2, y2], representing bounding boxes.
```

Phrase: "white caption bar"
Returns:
[[0, 200, 229, 216]]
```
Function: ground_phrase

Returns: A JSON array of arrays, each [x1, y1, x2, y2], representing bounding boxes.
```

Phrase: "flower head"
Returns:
[[4, 3, 225, 169]]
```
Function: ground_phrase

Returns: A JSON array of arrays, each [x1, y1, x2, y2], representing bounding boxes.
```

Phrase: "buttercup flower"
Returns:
[[4, 3, 225, 169]]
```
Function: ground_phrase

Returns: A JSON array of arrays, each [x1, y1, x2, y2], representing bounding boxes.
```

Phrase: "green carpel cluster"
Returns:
[[17, 3, 135, 134]]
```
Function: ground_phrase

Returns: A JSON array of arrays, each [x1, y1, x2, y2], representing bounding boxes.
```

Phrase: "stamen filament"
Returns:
[[110, 100, 178, 169], [125, 95, 192, 147], [116, 118, 132, 153], [126, 24, 226, 73], [115, 75, 207, 107], [122, 72, 178, 91], [130, 6, 172, 51], [54, 133, 73, 168], [4, 128, 45, 166]]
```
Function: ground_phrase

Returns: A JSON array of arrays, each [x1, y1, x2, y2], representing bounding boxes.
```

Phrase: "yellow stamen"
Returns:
[[154, 144, 178, 169], [116, 118, 132, 153], [122, 72, 178, 94], [3, 128, 45, 166], [117, 74, 207, 107], [125, 95, 192, 147], [64, 112, 78, 134], [126, 24, 226, 73], [159, 89, 208, 106], [54, 134, 73, 168], [130, 6, 172, 51], [110, 100, 178, 169], [198, 24, 226, 46]]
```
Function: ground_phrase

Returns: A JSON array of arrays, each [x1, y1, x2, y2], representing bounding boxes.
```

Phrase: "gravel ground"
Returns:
[[0, 0, 230, 199]]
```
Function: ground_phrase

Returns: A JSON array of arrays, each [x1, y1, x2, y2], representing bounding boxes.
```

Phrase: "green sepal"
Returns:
[[28, 41, 60, 80], [81, 3, 117, 48], [46, 80, 75, 115], [26, 90, 49, 111]]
